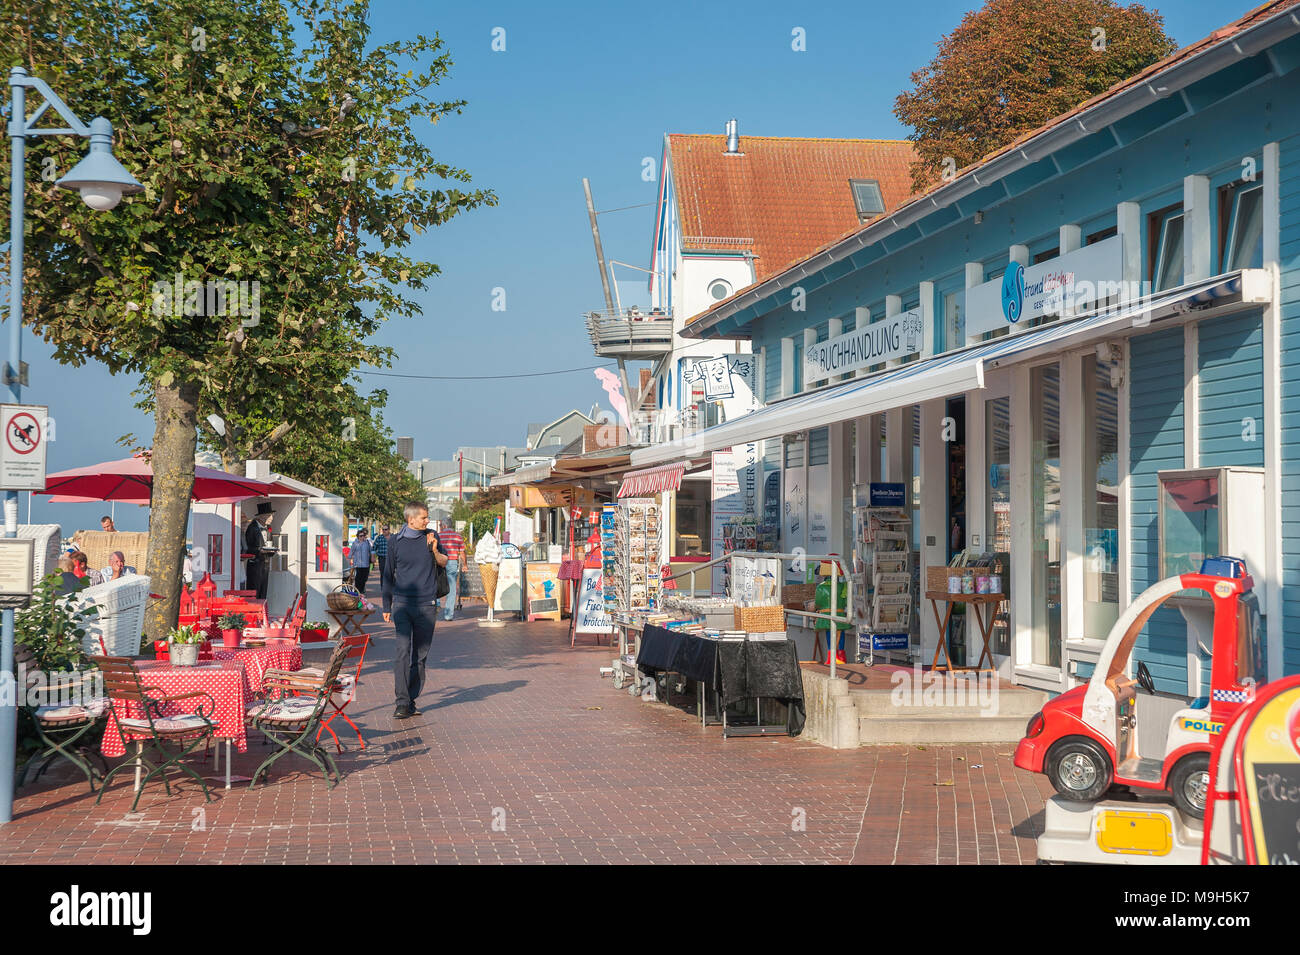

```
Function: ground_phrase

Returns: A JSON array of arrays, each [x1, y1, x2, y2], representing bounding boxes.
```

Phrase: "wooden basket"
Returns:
[[734, 604, 786, 632], [782, 583, 815, 611], [926, 566, 957, 594]]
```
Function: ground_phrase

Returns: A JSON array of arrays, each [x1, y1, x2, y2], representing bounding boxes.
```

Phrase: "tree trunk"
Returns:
[[143, 379, 200, 646]]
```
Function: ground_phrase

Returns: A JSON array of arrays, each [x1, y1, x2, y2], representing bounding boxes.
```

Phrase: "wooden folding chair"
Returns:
[[295, 634, 370, 752], [91, 655, 217, 811], [15, 644, 109, 792], [246, 639, 350, 788]]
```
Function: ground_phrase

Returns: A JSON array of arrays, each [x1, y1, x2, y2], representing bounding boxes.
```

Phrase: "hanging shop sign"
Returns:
[[964, 235, 1123, 338], [803, 311, 923, 383], [509, 484, 598, 510]]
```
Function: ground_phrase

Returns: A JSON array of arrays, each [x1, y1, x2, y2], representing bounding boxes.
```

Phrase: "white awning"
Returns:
[[632, 270, 1269, 468]]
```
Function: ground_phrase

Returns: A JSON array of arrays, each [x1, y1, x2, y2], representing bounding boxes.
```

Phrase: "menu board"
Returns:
[[525, 562, 561, 621], [0, 538, 34, 595], [1250, 764, 1300, 865]]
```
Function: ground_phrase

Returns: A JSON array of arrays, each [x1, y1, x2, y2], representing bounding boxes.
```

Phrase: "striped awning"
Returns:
[[617, 462, 685, 499]]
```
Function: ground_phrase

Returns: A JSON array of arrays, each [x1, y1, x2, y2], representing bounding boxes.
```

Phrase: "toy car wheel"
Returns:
[[1046, 738, 1112, 802], [1170, 754, 1210, 818]]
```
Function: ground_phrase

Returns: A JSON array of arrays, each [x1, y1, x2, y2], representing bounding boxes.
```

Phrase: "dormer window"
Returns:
[[850, 179, 885, 221]]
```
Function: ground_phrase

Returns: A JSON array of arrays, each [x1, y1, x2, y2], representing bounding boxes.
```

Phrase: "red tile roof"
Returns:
[[686, 0, 1300, 327], [666, 135, 916, 283]]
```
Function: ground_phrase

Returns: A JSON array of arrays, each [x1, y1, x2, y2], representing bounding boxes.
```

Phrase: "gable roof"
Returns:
[[685, 0, 1300, 333], [664, 134, 916, 283]]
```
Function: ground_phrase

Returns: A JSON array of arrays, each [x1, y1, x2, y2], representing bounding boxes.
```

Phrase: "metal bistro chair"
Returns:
[[15, 643, 110, 792], [91, 655, 217, 811], [271, 633, 372, 753], [246, 637, 351, 789]]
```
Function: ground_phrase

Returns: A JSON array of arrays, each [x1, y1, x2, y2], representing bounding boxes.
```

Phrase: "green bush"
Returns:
[[15, 573, 98, 672]]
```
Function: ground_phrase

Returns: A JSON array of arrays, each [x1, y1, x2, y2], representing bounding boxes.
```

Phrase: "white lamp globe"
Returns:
[[55, 117, 143, 212], [77, 184, 124, 212]]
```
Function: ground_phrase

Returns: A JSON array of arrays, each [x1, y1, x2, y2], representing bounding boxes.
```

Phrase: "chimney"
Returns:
[[724, 119, 741, 156]]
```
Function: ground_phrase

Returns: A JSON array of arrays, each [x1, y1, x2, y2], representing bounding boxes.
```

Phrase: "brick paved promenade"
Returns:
[[0, 608, 1054, 864]]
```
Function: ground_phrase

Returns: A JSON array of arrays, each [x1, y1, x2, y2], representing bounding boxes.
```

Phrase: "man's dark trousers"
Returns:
[[354, 565, 370, 594], [392, 598, 437, 709], [247, 558, 269, 600]]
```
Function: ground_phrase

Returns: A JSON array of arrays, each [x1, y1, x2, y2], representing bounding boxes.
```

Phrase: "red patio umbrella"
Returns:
[[38, 454, 297, 504]]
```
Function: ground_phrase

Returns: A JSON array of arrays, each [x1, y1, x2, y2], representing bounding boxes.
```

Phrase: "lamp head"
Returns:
[[55, 117, 144, 212]]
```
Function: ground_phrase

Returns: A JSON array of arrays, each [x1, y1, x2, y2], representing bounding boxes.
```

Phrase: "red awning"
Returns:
[[617, 462, 685, 499]]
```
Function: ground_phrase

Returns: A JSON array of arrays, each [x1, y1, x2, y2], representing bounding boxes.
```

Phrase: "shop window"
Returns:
[[1219, 183, 1264, 272], [1030, 364, 1062, 669], [1149, 203, 1185, 292], [985, 397, 1012, 656], [784, 433, 805, 469], [1082, 355, 1121, 639], [943, 291, 964, 352], [809, 427, 830, 466]]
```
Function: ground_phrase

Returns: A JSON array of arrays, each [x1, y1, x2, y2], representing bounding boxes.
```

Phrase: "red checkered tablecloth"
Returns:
[[102, 660, 248, 757], [212, 645, 303, 695]]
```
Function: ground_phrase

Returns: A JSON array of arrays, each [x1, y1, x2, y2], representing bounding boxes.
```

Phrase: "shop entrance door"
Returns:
[[945, 397, 967, 665], [985, 396, 1012, 657]]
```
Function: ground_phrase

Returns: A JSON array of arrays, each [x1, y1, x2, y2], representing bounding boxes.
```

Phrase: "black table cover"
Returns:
[[636, 624, 805, 734]]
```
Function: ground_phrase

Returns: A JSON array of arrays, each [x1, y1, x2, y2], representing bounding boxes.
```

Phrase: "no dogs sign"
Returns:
[[0, 404, 48, 490]]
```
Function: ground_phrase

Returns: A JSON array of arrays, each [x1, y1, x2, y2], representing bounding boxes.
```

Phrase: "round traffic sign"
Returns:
[[6, 412, 40, 455]]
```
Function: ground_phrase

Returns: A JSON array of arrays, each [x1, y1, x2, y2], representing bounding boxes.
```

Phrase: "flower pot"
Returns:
[[169, 642, 199, 667], [221, 628, 242, 648], [300, 627, 329, 643]]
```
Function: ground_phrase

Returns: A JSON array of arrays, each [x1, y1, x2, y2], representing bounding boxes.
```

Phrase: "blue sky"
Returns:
[[23, 0, 1244, 531]]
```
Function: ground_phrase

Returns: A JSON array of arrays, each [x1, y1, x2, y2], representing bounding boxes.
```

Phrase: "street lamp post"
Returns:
[[2, 66, 142, 825]]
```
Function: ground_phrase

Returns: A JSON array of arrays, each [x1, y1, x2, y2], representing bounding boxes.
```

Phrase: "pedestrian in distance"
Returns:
[[382, 502, 448, 720], [437, 520, 465, 621], [374, 524, 389, 582], [350, 527, 372, 594]]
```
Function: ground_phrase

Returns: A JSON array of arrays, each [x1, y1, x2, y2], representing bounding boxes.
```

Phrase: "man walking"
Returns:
[[374, 525, 389, 581], [382, 502, 448, 719], [350, 527, 372, 594], [437, 520, 465, 620]]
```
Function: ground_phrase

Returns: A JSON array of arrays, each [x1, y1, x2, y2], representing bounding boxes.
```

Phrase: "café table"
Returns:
[[212, 644, 303, 695], [101, 659, 250, 789]]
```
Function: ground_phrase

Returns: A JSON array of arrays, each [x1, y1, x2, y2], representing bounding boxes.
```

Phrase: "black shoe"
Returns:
[[393, 704, 414, 719]]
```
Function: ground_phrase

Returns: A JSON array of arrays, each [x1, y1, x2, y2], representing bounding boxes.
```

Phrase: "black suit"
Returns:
[[245, 519, 272, 599]]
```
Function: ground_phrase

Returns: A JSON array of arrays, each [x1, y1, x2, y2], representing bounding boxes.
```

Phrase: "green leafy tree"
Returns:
[[269, 390, 424, 523], [3, 0, 495, 642], [894, 0, 1176, 190]]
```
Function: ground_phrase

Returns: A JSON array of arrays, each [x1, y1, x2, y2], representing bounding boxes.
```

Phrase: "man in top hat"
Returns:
[[244, 502, 278, 599]]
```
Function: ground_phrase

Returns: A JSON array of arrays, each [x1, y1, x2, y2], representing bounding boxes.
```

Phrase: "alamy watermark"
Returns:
[[890, 664, 999, 717], [151, 273, 260, 327]]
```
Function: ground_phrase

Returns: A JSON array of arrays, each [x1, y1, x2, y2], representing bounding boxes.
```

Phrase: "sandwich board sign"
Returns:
[[0, 404, 48, 491]]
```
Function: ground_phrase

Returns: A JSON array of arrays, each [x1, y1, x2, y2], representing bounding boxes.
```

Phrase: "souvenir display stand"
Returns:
[[603, 500, 662, 689], [850, 484, 913, 666]]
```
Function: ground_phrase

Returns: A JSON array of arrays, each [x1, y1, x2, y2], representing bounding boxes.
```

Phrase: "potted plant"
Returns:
[[216, 612, 248, 649], [300, 620, 331, 643], [168, 625, 204, 666]]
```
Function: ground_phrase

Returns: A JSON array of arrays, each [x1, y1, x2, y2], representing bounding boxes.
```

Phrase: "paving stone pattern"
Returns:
[[0, 609, 1054, 864]]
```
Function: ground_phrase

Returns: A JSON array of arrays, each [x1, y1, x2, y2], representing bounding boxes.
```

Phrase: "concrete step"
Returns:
[[858, 713, 1030, 745], [850, 685, 1048, 718]]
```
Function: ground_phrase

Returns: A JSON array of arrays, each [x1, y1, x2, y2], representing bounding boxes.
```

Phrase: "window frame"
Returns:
[[1218, 182, 1264, 273], [1148, 202, 1185, 292], [849, 179, 886, 220]]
